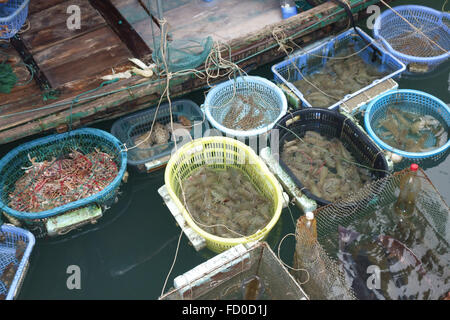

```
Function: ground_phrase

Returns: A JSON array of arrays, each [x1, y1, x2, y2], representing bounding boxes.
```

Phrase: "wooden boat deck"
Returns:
[[0, 0, 388, 145]]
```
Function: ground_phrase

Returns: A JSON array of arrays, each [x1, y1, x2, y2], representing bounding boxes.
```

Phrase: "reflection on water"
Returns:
[[323, 202, 450, 300]]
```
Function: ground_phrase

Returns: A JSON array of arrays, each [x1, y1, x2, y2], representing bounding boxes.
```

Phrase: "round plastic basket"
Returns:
[[373, 5, 450, 73], [0, 128, 127, 220], [203, 76, 287, 138], [364, 89, 450, 161], [0, 0, 29, 39], [164, 136, 283, 253], [275, 108, 390, 207]]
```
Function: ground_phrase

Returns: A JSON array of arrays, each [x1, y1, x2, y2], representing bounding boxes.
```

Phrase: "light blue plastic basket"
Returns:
[[0, 0, 29, 39], [364, 89, 450, 160], [373, 5, 450, 73], [0, 128, 128, 220], [0, 224, 35, 300], [203, 76, 287, 137], [271, 27, 406, 110]]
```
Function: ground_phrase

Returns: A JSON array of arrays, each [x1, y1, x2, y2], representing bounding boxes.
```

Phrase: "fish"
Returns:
[[337, 226, 385, 300], [376, 235, 427, 278], [241, 275, 265, 300], [15, 239, 26, 261]]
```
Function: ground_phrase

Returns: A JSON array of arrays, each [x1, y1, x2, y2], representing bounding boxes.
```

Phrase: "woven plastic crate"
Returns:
[[0, 223, 35, 300], [164, 136, 283, 253], [0, 128, 127, 222], [373, 5, 450, 73], [275, 108, 390, 207], [271, 27, 406, 110], [203, 76, 287, 138], [111, 99, 209, 167], [364, 89, 450, 161], [0, 0, 29, 39]]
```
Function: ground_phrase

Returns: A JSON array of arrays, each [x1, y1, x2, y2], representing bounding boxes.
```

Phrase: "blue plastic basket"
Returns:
[[373, 5, 450, 73], [0, 0, 29, 39], [111, 99, 209, 167], [271, 27, 406, 110], [203, 76, 287, 137], [364, 89, 450, 160], [0, 224, 35, 300], [0, 128, 127, 220]]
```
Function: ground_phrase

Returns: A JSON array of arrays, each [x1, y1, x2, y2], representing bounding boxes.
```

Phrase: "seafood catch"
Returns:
[[281, 131, 373, 202], [292, 45, 389, 108], [8, 148, 119, 213], [223, 94, 272, 131], [374, 105, 448, 153], [179, 166, 273, 238]]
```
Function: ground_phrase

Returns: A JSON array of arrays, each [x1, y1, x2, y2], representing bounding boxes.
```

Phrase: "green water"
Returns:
[[0, 0, 448, 299]]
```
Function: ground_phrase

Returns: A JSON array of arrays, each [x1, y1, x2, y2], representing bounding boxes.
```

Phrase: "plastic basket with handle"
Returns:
[[364, 89, 450, 162], [0, 222, 35, 300], [373, 5, 450, 73], [203, 76, 287, 138], [164, 136, 283, 253], [0, 0, 29, 39]]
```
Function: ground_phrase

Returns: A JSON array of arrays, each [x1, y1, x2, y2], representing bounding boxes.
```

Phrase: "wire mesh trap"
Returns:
[[295, 168, 450, 300], [111, 99, 209, 170], [164, 136, 283, 253], [160, 241, 308, 300], [0, 128, 127, 237], [275, 108, 389, 207], [0, 0, 29, 39], [0, 224, 35, 300], [364, 89, 450, 163], [272, 27, 406, 110], [203, 76, 288, 138], [373, 5, 450, 74]]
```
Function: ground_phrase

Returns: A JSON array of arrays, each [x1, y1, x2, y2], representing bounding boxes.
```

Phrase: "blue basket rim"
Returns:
[[0, 224, 35, 300], [111, 99, 209, 166], [271, 27, 406, 110], [0, 128, 127, 219], [203, 76, 288, 137], [364, 89, 450, 159], [373, 5, 450, 63], [0, 0, 29, 24]]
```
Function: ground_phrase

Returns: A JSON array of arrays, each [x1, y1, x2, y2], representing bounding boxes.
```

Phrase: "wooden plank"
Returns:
[[88, 0, 152, 59], [23, 0, 106, 53], [33, 27, 130, 71], [29, 0, 67, 15]]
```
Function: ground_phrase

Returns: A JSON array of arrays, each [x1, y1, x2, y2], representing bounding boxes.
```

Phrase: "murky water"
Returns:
[[0, 0, 448, 299]]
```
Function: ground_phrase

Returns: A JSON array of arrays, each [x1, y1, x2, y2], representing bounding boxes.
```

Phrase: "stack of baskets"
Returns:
[[0, 128, 127, 237], [0, 0, 29, 39]]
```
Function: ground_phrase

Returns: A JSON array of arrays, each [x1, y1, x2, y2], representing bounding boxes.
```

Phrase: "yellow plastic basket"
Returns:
[[164, 137, 283, 253]]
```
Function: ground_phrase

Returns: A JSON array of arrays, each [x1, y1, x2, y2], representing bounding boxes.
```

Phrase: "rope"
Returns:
[[277, 233, 310, 285]]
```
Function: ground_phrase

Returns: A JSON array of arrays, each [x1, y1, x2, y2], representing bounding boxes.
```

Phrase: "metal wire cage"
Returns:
[[160, 242, 308, 300], [373, 5, 450, 73], [0, 0, 29, 39], [0, 128, 127, 221]]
